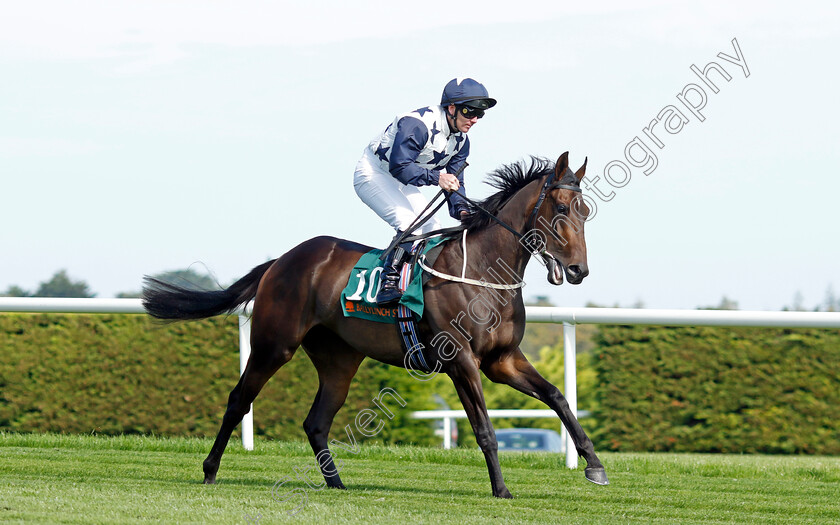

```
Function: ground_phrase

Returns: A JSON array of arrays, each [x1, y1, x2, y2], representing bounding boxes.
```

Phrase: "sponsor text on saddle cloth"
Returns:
[[341, 236, 447, 323]]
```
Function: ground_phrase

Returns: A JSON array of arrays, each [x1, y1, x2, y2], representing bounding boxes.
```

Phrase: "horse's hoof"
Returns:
[[328, 482, 347, 490], [494, 488, 514, 499], [584, 467, 609, 485], [203, 477, 217, 485]]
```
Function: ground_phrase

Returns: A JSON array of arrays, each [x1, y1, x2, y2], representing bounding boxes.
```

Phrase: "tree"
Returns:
[[717, 296, 739, 310], [1, 285, 31, 297], [115, 268, 220, 298], [153, 268, 219, 290], [33, 270, 95, 298], [702, 296, 739, 310], [528, 295, 554, 306], [824, 285, 837, 312], [784, 291, 806, 312]]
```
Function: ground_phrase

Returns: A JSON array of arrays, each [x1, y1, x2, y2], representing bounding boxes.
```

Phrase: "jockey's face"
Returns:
[[447, 104, 479, 133]]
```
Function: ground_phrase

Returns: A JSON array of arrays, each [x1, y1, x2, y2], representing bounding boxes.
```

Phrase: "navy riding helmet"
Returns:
[[440, 78, 497, 110]]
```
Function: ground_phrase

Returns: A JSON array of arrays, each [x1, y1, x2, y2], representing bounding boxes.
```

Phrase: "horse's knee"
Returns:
[[224, 386, 244, 410], [223, 398, 251, 422], [302, 417, 325, 442], [474, 429, 499, 453], [546, 387, 568, 408]]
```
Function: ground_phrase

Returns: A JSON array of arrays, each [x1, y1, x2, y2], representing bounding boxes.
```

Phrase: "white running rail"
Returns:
[[3, 298, 840, 467]]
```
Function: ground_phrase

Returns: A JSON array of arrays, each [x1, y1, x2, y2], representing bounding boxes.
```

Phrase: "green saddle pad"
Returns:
[[341, 236, 447, 323]]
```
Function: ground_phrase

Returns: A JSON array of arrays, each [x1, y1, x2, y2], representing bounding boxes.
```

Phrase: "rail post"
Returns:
[[563, 321, 578, 468], [238, 315, 254, 450]]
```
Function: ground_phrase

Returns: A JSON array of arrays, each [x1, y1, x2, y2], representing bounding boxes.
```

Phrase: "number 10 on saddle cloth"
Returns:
[[340, 236, 448, 323]]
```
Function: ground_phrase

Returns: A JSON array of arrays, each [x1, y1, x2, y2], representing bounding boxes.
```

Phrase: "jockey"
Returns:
[[354, 77, 497, 305]]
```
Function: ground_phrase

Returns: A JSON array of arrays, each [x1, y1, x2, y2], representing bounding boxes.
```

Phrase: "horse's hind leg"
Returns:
[[301, 327, 365, 489], [202, 320, 300, 484], [482, 347, 608, 485]]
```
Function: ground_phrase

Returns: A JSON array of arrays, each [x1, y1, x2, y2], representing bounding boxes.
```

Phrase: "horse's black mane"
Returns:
[[461, 156, 576, 231]]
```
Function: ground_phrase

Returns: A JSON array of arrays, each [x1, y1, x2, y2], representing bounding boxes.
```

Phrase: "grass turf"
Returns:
[[1, 432, 838, 524]]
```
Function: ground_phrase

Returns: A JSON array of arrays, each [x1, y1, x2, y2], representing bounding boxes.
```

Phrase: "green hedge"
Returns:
[[0, 314, 439, 445], [591, 325, 840, 454], [4, 314, 839, 455], [0, 313, 593, 448]]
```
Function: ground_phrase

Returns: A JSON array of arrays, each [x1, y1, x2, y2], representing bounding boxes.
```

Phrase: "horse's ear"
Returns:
[[555, 152, 569, 177], [575, 157, 588, 181]]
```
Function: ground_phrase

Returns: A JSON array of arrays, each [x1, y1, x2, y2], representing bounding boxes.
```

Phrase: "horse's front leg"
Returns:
[[448, 362, 513, 498], [482, 347, 608, 485]]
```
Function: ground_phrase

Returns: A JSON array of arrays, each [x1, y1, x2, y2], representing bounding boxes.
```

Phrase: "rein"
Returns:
[[381, 163, 469, 258], [452, 191, 526, 242], [385, 166, 583, 290]]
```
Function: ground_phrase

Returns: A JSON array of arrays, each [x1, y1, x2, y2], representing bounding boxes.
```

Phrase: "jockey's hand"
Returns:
[[439, 172, 460, 192]]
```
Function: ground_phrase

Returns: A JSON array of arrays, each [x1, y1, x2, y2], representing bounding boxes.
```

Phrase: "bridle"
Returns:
[[525, 171, 582, 229]]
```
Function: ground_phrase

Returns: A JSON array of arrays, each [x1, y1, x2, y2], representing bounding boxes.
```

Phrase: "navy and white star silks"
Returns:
[[375, 145, 390, 162], [366, 105, 471, 219]]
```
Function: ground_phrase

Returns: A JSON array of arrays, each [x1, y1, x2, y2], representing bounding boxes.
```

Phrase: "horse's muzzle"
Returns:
[[565, 264, 589, 285], [545, 254, 588, 286]]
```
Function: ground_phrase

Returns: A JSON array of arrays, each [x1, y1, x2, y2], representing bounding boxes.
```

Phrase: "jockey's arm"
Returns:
[[388, 117, 440, 187], [445, 138, 471, 219]]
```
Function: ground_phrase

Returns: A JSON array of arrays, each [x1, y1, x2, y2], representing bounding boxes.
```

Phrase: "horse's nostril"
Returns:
[[568, 265, 589, 278]]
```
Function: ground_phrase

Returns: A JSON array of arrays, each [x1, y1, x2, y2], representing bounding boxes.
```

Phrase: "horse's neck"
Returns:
[[462, 226, 529, 281], [436, 179, 543, 287], [461, 186, 541, 282], [467, 181, 541, 278]]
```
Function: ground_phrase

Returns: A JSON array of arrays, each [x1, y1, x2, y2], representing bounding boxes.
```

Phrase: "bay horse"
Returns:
[[142, 151, 608, 498]]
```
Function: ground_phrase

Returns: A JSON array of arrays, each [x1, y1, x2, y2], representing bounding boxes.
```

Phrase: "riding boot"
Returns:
[[375, 245, 406, 306]]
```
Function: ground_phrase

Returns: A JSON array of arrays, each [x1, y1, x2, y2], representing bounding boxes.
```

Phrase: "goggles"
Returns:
[[457, 105, 485, 120]]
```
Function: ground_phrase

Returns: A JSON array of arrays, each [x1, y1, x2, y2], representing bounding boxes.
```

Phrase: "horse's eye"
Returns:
[[556, 204, 568, 214]]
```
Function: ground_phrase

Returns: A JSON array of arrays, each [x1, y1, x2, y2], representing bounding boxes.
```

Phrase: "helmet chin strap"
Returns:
[[446, 105, 459, 133]]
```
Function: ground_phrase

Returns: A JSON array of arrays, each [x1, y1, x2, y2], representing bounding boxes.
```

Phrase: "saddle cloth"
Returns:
[[341, 236, 447, 324]]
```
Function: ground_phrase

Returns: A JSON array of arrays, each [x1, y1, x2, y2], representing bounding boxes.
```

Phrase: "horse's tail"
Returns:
[[141, 259, 277, 321]]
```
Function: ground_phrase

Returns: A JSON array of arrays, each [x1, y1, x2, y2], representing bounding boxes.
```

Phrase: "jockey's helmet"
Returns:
[[440, 78, 497, 110]]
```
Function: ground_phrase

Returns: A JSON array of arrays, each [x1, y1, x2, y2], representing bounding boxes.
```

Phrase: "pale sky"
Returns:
[[2, 1, 838, 310]]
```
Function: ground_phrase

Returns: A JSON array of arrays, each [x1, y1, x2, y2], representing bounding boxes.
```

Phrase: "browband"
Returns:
[[549, 183, 582, 193]]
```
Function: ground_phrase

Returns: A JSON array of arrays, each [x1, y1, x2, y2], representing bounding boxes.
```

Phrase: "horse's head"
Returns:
[[528, 152, 590, 285], [462, 153, 591, 285]]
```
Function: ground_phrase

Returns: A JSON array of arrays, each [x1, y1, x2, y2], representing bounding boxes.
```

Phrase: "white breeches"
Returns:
[[353, 149, 441, 234]]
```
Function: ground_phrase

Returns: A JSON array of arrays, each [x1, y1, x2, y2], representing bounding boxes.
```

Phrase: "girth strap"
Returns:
[[395, 246, 433, 373]]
